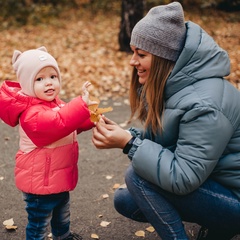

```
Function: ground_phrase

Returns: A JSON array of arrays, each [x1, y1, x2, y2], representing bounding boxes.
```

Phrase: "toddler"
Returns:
[[0, 46, 95, 240]]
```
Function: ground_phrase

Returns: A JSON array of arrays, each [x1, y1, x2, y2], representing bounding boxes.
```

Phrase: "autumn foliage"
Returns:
[[0, 3, 239, 101]]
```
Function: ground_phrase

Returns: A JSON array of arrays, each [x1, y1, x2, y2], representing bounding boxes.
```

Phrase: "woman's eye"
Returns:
[[137, 52, 146, 57]]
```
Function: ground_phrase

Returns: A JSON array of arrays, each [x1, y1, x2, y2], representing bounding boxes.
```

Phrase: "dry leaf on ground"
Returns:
[[135, 230, 145, 237], [0, 7, 238, 101], [3, 218, 14, 226], [105, 175, 113, 180], [102, 193, 109, 199], [100, 221, 111, 227], [3, 218, 17, 230], [146, 226, 155, 233], [91, 233, 99, 239], [113, 183, 120, 189]]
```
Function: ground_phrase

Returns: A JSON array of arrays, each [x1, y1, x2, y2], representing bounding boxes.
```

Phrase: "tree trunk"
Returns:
[[118, 0, 144, 52]]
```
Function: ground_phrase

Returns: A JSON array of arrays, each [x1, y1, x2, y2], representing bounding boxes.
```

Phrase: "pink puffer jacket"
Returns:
[[0, 80, 94, 194]]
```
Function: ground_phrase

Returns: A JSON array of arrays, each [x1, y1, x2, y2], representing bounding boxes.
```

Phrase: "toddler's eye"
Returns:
[[51, 75, 57, 79], [36, 77, 43, 81]]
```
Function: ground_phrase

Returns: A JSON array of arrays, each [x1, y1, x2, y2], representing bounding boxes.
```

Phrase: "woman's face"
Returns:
[[34, 66, 60, 101], [129, 46, 152, 84]]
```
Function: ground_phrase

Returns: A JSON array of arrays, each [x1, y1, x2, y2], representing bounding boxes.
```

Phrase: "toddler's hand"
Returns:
[[81, 81, 91, 105], [82, 81, 99, 106]]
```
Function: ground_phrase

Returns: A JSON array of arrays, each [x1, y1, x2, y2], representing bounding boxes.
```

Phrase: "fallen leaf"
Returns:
[[123, 99, 130, 105], [118, 183, 127, 189], [102, 194, 109, 199], [135, 230, 145, 237], [113, 101, 122, 106], [105, 175, 113, 180], [3, 218, 17, 230], [146, 226, 155, 233], [100, 221, 111, 227], [91, 233, 99, 239], [113, 183, 120, 189], [3, 218, 14, 226], [0, 6, 239, 102], [5, 225, 17, 230]]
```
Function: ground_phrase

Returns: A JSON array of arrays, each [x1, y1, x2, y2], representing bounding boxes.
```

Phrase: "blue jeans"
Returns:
[[23, 191, 71, 240], [114, 165, 240, 240]]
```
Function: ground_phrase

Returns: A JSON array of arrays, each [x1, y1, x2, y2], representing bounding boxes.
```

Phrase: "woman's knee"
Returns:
[[113, 185, 147, 222], [125, 164, 137, 186], [114, 185, 130, 214]]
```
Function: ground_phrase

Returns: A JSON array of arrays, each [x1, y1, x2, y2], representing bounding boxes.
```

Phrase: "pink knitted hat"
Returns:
[[12, 46, 61, 97]]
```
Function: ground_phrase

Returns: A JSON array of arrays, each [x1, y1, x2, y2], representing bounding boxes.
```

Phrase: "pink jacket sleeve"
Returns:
[[20, 96, 94, 147], [77, 118, 95, 134]]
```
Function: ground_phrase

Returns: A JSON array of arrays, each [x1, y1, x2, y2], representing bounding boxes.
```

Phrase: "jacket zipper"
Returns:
[[44, 156, 51, 186]]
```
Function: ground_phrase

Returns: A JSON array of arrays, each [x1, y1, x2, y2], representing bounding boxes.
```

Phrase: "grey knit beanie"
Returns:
[[130, 2, 186, 62]]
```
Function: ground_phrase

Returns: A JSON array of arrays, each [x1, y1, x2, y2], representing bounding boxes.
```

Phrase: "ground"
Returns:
[[1, 99, 240, 240]]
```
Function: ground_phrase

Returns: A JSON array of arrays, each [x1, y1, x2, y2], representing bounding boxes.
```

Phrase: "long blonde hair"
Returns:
[[129, 55, 175, 135]]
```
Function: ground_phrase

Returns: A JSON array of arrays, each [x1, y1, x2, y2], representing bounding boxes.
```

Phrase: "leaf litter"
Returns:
[[0, 7, 239, 103]]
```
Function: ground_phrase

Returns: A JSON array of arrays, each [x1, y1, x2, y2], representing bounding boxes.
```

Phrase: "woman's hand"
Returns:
[[92, 116, 132, 149]]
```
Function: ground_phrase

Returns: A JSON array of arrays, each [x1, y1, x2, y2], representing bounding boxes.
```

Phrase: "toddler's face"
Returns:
[[34, 67, 60, 101]]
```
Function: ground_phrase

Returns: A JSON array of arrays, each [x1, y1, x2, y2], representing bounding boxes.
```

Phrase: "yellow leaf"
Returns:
[[3, 218, 14, 226], [5, 225, 18, 230], [88, 98, 113, 122], [105, 175, 113, 180], [100, 221, 111, 227], [113, 183, 120, 189], [146, 226, 155, 233], [88, 103, 99, 112], [96, 107, 113, 114], [91, 233, 99, 239], [102, 194, 109, 199], [90, 113, 100, 123], [135, 230, 145, 237]]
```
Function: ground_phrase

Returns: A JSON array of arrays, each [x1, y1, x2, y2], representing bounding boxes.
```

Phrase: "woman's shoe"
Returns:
[[196, 226, 208, 239], [196, 226, 235, 240]]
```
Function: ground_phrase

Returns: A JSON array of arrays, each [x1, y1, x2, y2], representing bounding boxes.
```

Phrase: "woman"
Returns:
[[92, 2, 240, 240]]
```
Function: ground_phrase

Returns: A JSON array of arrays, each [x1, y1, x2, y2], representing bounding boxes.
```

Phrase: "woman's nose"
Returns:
[[129, 57, 139, 66]]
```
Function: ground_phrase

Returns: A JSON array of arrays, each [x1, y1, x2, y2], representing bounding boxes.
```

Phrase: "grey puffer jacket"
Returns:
[[128, 21, 240, 200]]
